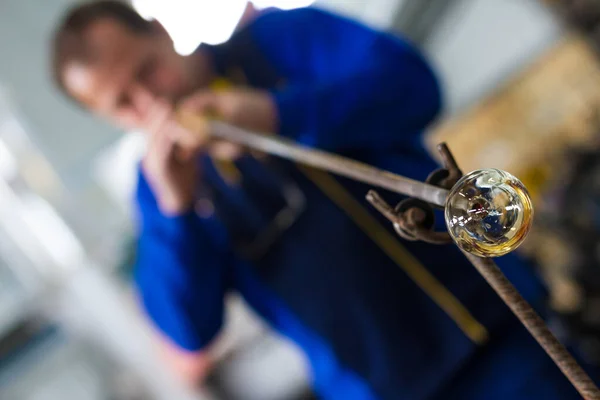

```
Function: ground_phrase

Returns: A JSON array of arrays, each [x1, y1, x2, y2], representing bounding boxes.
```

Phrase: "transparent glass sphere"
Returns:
[[445, 169, 534, 257]]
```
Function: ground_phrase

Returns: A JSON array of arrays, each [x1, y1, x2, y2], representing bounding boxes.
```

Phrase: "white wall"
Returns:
[[424, 0, 562, 114]]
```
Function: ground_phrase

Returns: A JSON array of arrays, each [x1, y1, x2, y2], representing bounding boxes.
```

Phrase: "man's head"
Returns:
[[52, 1, 213, 129]]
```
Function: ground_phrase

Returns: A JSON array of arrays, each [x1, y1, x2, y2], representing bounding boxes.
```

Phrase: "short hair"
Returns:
[[51, 1, 153, 97]]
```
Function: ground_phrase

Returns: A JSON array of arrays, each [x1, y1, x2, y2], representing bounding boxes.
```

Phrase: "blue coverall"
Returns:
[[135, 8, 584, 399]]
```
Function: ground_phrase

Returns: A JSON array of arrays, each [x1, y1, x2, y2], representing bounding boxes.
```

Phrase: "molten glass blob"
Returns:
[[445, 169, 534, 257]]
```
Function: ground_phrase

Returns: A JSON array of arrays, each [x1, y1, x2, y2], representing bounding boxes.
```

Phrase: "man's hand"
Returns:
[[179, 88, 278, 135], [140, 87, 277, 215], [177, 87, 277, 161], [141, 99, 205, 216]]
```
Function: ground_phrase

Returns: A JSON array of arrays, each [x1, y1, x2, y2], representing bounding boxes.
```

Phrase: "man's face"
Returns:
[[62, 18, 211, 130]]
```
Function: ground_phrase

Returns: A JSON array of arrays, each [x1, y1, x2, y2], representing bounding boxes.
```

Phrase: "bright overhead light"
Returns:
[[132, 0, 316, 55], [253, 0, 316, 10], [132, 0, 247, 55]]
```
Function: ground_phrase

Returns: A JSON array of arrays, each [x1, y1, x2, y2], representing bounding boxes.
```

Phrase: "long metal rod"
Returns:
[[463, 252, 600, 400], [205, 119, 600, 397], [210, 121, 449, 207]]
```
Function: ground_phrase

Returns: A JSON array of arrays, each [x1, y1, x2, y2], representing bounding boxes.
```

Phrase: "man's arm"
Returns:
[[251, 8, 443, 152], [135, 172, 232, 386]]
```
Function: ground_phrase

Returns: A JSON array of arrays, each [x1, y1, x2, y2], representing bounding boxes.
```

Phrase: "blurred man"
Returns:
[[52, 2, 586, 399]]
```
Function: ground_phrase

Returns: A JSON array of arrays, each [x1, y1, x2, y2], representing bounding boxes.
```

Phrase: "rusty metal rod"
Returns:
[[463, 252, 600, 400], [209, 120, 449, 207]]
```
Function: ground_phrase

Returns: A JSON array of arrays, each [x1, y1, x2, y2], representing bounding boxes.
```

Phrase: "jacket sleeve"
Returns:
[[251, 8, 442, 152], [134, 172, 232, 351]]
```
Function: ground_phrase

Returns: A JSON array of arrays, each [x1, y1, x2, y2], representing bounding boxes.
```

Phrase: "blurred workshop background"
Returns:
[[0, 0, 599, 399]]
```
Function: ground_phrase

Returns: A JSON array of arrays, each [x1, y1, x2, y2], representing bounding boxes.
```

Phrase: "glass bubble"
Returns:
[[445, 169, 534, 257]]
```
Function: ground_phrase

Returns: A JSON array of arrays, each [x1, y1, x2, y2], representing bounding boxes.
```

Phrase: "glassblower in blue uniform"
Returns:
[[52, 2, 589, 399]]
